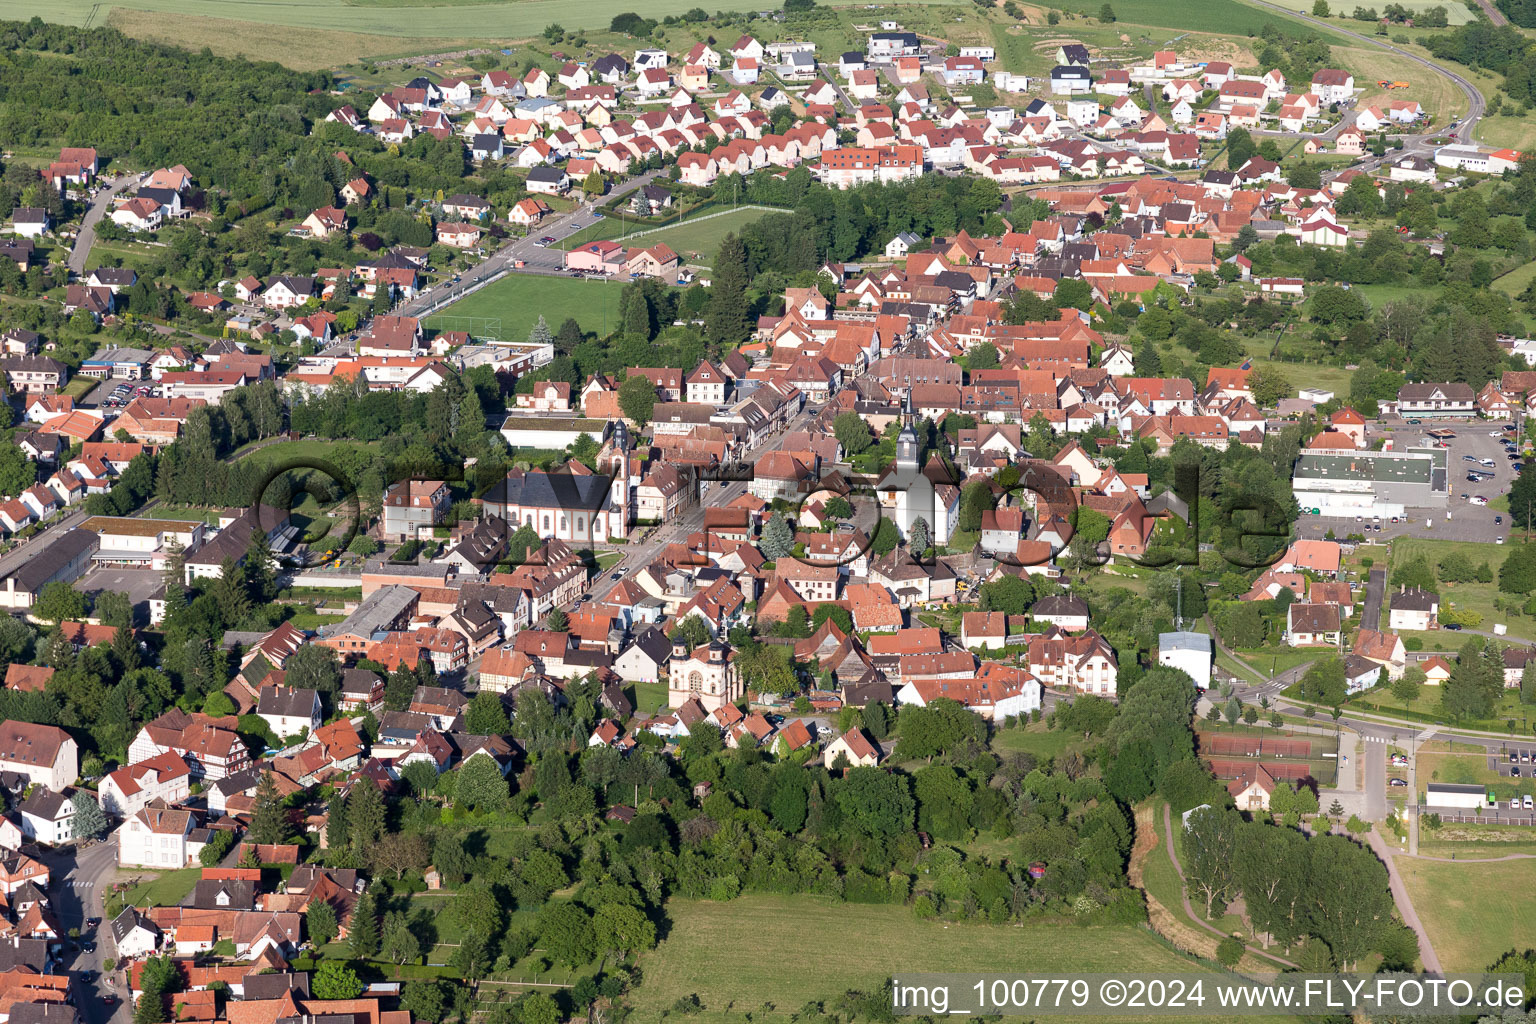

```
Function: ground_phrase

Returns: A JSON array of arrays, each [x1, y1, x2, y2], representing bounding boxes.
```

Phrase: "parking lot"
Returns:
[[73, 567, 165, 626], [1294, 418, 1522, 545], [1490, 745, 1536, 778], [79, 379, 160, 410]]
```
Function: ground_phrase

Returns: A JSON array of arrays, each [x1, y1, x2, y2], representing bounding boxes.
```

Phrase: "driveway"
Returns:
[[69, 174, 146, 276], [1361, 568, 1385, 632]]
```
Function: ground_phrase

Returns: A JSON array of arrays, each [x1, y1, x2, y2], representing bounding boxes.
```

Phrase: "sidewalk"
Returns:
[[1367, 830, 1443, 974]]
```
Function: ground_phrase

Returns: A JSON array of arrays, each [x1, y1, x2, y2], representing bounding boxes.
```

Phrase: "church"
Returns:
[[667, 635, 742, 712], [875, 404, 962, 546], [476, 423, 631, 543]]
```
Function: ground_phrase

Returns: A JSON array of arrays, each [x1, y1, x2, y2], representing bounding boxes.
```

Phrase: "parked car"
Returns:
[[1526, 794, 1533, 809], [1445, 622, 1464, 630], [1389, 778, 1408, 787]]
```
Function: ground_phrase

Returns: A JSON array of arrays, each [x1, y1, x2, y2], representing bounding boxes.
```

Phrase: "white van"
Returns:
[[1525, 794, 1533, 810]]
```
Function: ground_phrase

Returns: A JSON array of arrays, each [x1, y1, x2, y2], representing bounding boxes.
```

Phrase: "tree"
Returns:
[[400, 981, 444, 1021], [957, 480, 994, 533], [347, 779, 385, 860], [833, 411, 873, 456], [1216, 936, 1244, 966], [706, 233, 751, 345], [909, 516, 931, 553], [283, 643, 341, 698], [618, 375, 656, 426], [456, 753, 510, 810], [1391, 668, 1423, 706], [1312, 0, 1330, 13], [348, 887, 380, 958], [71, 791, 108, 840], [465, 690, 511, 734], [448, 931, 489, 982], [834, 766, 914, 836], [373, 831, 429, 880], [313, 961, 362, 1000], [381, 911, 421, 967], [540, 902, 596, 968], [36, 582, 86, 625], [1182, 806, 1240, 917], [761, 513, 794, 559], [250, 771, 290, 846], [546, 607, 569, 631], [1099, 2, 1116, 18], [1510, 468, 1536, 532], [593, 903, 657, 956], [1248, 366, 1291, 408], [307, 900, 340, 948]]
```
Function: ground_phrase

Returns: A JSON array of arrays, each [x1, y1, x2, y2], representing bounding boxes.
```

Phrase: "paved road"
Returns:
[[39, 836, 126, 1024], [1361, 567, 1385, 632], [390, 170, 665, 324], [68, 174, 146, 275], [589, 403, 820, 589], [1367, 829, 1444, 974], [1246, 0, 1483, 147]]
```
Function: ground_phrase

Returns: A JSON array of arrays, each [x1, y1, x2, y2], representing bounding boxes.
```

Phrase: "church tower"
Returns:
[[598, 420, 632, 539], [896, 385, 920, 468]]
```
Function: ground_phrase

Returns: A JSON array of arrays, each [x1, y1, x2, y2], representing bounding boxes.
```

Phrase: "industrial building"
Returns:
[[1292, 445, 1449, 518]]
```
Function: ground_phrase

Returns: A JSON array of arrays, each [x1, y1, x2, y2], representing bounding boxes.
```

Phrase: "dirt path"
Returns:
[[1129, 806, 1225, 961], [1161, 805, 1300, 969]]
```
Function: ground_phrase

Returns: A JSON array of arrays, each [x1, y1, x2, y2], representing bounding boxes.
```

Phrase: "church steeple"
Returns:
[[896, 381, 919, 469]]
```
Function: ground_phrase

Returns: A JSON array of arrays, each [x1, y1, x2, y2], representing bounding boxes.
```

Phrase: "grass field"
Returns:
[[1493, 260, 1536, 300], [990, 720, 1079, 760], [1333, 44, 1471, 124], [442, 273, 623, 341], [1396, 857, 1536, 972], [1252, 0, 1475, 22], [631, 895, 1211, 1023], [1387, 536, 1531, 640], [1419, 822, 1536, 858], [557, 207, 773, 266]]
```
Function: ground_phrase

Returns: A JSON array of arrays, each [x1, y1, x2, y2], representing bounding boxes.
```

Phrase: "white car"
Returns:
[[1526, 794, 1534, 809]]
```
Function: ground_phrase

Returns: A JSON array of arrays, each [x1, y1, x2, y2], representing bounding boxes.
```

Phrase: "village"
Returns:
[[1, 2, 1536, 1021]]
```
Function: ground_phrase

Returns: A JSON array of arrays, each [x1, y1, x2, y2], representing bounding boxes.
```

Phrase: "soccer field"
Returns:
[[442, 273, 625, 341]]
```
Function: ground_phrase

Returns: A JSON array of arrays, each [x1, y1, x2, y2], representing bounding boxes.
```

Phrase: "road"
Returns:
[[591, 402, 820, 586], [389, 170, 666, 324], [68, 174, 146, 276], [38, 836, 126, 1024], [1246, 0, 1484, 147]]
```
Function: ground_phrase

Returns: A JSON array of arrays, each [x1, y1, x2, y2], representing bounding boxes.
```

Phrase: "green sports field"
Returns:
[[441, 273, 625, 341], [1396, 857, 1536, 973]]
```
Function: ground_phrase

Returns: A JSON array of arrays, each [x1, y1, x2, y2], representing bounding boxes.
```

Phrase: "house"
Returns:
[[0, 722, 77, 792], [436, 223, 482, 249], [117, 805, 197, 868], [1310, 69, 1355, 104], [1396, 382, 1475, 417], [1050, 66, 1092, 94], [256, 687, 322, 740], [1389, 155, 1436, 183], [110, 908, 161, 959], [300, 207, 347, 239], [822, 727, 880, 769], [1286, 603, 1341, 647], [1388, 586, 1439, 632], [17, 788, 76, 845], [98, 752, 193, 819], [1228, 764, 1278, 812], [1031, 595, 1090, 631], [9, 210, 49, 239], [526, 167, 570, 195]]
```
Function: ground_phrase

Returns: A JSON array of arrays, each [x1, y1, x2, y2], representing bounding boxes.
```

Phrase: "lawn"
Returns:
[[1396, 857, 1536, 973], [631, 681, 669, 716], [989, 720, 1078, 760], [441, 273, 624, 342], [1493, 260, 1536, 300], [112, 865, 202, 916], [1342, 684, 1534, 734], [630, 895, 1208, 1023]]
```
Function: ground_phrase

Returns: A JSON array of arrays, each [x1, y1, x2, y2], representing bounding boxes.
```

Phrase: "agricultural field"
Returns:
[[440, 273, 624, 340], [630, 895, 1213, 1024], [1493, 260, 1536, 300], [1395, 857, 1536, 973]]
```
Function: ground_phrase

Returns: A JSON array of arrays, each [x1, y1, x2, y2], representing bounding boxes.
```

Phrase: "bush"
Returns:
[[1216, 936, 1245, 967]]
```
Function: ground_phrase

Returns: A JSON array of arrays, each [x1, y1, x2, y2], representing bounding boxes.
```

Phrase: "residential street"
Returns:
[[37, 836, 125, 1024], [68, 174, 146, 276]]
